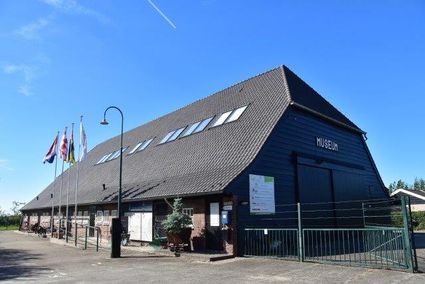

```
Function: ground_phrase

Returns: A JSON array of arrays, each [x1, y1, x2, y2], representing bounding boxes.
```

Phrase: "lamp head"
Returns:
[[100, 119, 109, 125]]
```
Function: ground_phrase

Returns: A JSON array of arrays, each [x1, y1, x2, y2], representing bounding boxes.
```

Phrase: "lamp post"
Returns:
[[100, 106, 123, 258]]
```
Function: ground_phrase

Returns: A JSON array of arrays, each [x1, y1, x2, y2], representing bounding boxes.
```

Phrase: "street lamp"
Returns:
[[101, 106, 124, 258]]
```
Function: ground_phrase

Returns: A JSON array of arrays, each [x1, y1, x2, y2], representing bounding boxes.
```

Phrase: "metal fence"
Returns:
[[55, 219, 102, 252], [303, 227, 407, 269], [244, 228, 298, 259], [243, 197, 416, 272]]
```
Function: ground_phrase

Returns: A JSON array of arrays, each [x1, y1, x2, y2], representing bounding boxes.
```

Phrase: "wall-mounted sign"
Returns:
[[128, 202, 152, 212], [316, 137, 338, 152], [249, 174, 275, 214], [223, 201, 233, 211]]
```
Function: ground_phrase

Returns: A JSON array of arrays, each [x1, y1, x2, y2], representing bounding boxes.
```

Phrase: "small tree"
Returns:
[[162, 198, 192, 234]]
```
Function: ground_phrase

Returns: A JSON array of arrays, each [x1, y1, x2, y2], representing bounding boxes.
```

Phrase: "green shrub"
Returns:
[[412, 211, 425, 231], [161, 198, 192, 234], [0, 215, 21, 227], [391, 211, 425, 231]]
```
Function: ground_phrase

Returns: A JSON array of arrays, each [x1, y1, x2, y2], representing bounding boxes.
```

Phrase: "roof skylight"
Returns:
[[96, 154, 109, 164], [129, 142, 144, 155], [159, 130, 176, 144], [211, 111, 232, 127], [181, 121, 201, 137], [226, 105, 248, 123], [193, 117, 213, 133], [138, 138, 153, 151], [167, 127, 186, 142], [128, 138, 154, 154]]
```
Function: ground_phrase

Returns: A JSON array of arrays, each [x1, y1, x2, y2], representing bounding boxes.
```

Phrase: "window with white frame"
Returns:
[[103, 210, 110, 225], [182, 208, 194, 228], [95, 210, 103, 225]]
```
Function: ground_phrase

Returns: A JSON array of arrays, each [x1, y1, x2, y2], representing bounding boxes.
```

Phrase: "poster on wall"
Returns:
[[249, 174, 275, 214], [210, 202, 220, 226]]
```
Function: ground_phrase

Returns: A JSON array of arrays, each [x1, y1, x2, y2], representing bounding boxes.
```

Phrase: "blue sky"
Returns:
[[0, 0, 424, 213]]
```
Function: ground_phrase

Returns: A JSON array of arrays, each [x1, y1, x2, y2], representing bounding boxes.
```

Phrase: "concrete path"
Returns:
[[1, 231, 425, 283]]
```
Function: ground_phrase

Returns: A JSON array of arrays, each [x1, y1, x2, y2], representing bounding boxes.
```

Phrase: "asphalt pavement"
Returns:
[[1, 231, 425, 283]]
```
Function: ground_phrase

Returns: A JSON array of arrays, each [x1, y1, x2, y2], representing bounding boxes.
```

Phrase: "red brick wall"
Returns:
[[183, 198, 206, 251]]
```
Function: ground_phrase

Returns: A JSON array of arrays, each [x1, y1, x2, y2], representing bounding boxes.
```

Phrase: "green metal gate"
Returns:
[[242, 197, 416, 272], [302, 227, 408, 269]]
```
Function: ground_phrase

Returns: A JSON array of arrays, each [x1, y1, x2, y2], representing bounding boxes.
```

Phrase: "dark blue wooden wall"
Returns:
[[225, 106, 388, 252]]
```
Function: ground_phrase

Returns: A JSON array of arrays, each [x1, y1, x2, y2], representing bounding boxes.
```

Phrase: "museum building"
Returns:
[[20, 65, 388, 255]]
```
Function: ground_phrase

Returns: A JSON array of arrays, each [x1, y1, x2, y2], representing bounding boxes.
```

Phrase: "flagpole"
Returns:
[[74, 116, 83, 246], [59, 159, 65, 237], [51, 131, 59, 237], [65, 123, 74, 242], [58, 126, 68, 238], [65, 162, 70, 242]]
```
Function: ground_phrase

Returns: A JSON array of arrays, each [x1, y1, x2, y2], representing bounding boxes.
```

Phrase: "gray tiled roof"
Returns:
[[22, 65, 361, 211]]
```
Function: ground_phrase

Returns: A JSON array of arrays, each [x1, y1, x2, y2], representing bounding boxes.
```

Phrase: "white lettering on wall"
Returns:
[[316, 137, 339, 152]]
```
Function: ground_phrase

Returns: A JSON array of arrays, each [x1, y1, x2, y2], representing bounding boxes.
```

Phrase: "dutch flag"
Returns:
[[43, 133, 59, 164]]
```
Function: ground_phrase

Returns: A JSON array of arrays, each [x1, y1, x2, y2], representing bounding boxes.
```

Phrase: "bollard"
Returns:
[[74, 223, 78, 247], [85, 226, 88, 250], [297, 202, 303, 262], [111, 218, 121, 258], [96, 229, 99, 252]]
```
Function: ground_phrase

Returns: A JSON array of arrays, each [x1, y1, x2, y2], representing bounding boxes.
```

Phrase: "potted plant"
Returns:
[[162, 198, 192, 256]]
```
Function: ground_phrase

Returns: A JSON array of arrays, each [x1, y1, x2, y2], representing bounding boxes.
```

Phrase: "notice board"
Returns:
[[249, 174, 275, 214]]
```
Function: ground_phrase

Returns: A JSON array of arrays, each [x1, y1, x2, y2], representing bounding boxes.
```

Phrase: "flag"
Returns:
[[66, 125, 76, 164], [43, 133, 58, 164], [59, 127, 68, 160], [79, 117, 87, 161]]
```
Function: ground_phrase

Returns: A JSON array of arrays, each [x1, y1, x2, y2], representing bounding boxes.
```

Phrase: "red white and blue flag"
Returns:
[[43, 133, 59, 164], [59, 127, 68, 160]]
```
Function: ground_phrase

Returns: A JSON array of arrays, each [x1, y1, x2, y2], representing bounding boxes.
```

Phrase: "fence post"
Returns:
[[407, 197, 418, 272], [297, 202, 304, 262], [65, 220, 68, 243], [96, 228, 99, 252], [74, 222, 78, 247], [85, 226, 88, 250], [401, 196, 414, 272]]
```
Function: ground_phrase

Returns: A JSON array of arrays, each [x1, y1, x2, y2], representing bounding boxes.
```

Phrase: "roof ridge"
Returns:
[[279, 65, 293, 102]]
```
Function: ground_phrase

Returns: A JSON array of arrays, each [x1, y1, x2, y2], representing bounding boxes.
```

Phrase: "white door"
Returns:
[[141, 212, 153, 242], [128, 213, 142, 241]]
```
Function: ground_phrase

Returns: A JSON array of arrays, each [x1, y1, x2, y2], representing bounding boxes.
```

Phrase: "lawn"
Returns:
[[0, 225, 19, 231]]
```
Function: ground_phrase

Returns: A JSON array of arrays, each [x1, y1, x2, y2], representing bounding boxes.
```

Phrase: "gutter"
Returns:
[[290, 101, 366, 135]]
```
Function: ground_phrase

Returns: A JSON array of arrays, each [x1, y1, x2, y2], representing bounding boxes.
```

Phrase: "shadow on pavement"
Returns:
[[0, 248, 50, 281], [120, 255, 171, 259]]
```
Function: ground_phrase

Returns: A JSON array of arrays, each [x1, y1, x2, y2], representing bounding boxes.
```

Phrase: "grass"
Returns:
[[0, 225, 19, 231]]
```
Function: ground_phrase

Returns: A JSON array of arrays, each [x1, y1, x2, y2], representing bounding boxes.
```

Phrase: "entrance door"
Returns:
[[205, 202, 222, 251], [141, 212, 153, 242], [298, 165, 335, 227], [128, 213, 142, 241]]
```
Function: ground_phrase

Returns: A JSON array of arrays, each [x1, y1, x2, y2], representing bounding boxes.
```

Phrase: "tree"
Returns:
[[161, 198, 192, 234], [388, 179, 409, 193], [413, 178, 425, 191], [10, 201, 25, 216]]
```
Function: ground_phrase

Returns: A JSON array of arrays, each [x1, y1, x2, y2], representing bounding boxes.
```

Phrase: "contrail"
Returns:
[[147, 0, 177, 29]]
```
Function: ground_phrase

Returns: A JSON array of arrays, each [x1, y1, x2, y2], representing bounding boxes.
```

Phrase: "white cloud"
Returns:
[[40, 0, 110, 24], [2, 61, 43, 96], [15, 17, 51, 40], [0, 160, 14, 171]]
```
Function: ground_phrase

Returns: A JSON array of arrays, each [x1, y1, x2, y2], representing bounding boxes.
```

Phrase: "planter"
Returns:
[[166, 227, 192, 251]]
